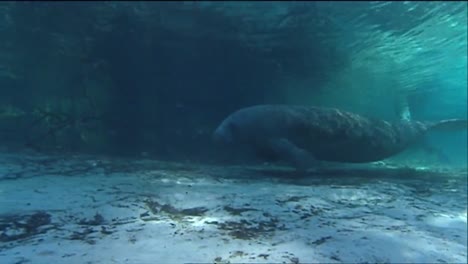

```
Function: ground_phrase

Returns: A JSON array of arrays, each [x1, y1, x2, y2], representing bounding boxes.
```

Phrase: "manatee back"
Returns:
[[232, 105, 360, 141], [290, 108, 434, 162], [232, 104, 387, 146]]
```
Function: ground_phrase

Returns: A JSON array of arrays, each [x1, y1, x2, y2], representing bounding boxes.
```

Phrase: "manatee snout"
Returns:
[[213, 123, 234, 146]]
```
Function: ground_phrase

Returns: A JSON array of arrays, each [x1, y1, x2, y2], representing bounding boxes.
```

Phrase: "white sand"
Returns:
[[0, 152, 466, 264]]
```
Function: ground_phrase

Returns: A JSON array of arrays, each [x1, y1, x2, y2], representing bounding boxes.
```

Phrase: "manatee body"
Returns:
[[213, 104, 467, 170]]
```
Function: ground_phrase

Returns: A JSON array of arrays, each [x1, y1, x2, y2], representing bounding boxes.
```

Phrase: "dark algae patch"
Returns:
[[214, 217, 281, 240], [142, 199, 208, 221], [69, 227, 97, 245], [0, 211, 52, 242], [78, 213, 105, 226], [276, 195, 309, 205], [223, 206, 258, 216], [163, 205, 208, 217], [311, 235, 333, 246]]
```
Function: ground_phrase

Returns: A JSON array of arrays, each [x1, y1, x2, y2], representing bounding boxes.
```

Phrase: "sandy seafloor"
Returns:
[[0, 151, 466, 264]]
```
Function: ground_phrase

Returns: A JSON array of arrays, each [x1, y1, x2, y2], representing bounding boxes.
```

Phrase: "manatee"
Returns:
[[213, 104, 467, 170]]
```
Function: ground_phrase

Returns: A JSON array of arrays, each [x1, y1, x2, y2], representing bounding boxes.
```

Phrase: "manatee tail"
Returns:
[[429, 119, 468, 131], [393, 92, 467, 131]]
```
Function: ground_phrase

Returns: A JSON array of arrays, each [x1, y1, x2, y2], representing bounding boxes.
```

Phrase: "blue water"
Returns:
[[0, 2, 466, 166]]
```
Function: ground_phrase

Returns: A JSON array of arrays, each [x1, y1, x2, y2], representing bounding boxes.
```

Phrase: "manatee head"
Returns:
[[213, 108, 255, 146], [213, 105, 284, 147], [213, 116, 237, 146]]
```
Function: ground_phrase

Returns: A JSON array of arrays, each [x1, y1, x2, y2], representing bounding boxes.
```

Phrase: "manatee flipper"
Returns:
[[267, 138, 316, 171], [430, 119, 468, 131]]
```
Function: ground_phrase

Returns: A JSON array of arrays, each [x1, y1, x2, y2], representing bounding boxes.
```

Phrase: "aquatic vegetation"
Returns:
[[20, 86, 124, 153], [0, 104, 25, 118]]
